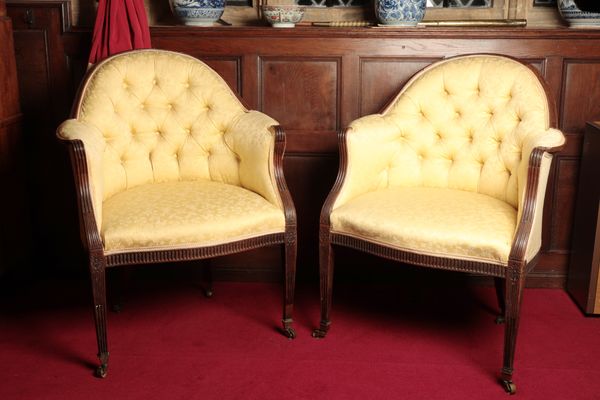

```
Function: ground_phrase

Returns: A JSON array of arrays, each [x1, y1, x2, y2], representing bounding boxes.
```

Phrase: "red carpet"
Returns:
[[1, 278, 599, 399]]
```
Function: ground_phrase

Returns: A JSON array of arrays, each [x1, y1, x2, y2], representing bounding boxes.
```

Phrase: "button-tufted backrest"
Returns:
[[353, 55, 551, 208], [74, 49, 247, 201]]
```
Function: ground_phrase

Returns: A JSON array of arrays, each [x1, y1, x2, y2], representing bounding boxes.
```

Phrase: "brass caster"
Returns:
[[95, 364, 108, 379], [312, 329, 328, 339], [495, 315, 505, 324], [501, 380, 516, 395], [204, 289, 214, 298], [283, 327, 296, 339]]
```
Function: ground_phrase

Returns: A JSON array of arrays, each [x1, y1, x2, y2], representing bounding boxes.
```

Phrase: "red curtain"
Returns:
[[88, 0, 152, 65]]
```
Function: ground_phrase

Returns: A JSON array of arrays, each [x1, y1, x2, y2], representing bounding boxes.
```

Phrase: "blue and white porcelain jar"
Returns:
[[558, 0, 600, 28], [170, 0, 225, 26], [375, 0, 426, 27]]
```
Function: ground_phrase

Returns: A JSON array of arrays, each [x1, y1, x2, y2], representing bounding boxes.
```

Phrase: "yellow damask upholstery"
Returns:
[[331, 187, 517, 265], [57, 49, 286, 251], [330, 55, 565, 265], [102, 181, 284, 254]]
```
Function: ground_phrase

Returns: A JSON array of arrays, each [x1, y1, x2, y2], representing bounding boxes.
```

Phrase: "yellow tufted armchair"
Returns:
[[57, 49, 297, 378], [312, 54, 565, 394]]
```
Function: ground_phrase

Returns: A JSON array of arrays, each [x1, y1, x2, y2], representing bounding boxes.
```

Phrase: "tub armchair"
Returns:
[[312, 54, 565, 394], [57, 49, 297, 378]]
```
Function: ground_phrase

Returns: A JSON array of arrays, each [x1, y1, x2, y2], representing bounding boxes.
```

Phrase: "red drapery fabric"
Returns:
[[88, 0, 152, 65]]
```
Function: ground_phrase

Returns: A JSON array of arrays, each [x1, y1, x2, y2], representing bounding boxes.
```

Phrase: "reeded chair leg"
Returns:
[[499, 268, 525, 395], [89, 254, 109, 378], [494, 277, 506, 324], [312, 231, 334, 339], [281, 231, 297, 339]]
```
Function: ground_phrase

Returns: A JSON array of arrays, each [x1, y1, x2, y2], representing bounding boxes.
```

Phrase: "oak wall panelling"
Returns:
[[7, 1, 600, 286], [8, 0, 86, 275], [0, 0, 30, 277]]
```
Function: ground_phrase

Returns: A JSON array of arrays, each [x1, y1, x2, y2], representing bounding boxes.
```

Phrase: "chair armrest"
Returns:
[[512, 128, 565, 266], [225, 110, 284, 210], [329, 114, 401, 211], [57, 119, 106, 250]]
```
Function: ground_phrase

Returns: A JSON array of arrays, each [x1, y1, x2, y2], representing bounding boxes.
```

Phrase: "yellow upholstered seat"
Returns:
[[57, 49, 297, 378], [331, 187, 517, 265], [102, 181, 285, 254], [313, 54, 565, 394]]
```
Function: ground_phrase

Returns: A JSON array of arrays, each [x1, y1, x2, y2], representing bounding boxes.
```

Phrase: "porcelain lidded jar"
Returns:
[[557, 0, 600, 28], [375, 0, 426, 26], [170, 0, 225, 26]]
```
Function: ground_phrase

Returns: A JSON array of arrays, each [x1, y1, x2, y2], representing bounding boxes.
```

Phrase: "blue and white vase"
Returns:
[[170, 0, 225, 26], [558, 0, 600, 28], [375, 0, 426, 26]]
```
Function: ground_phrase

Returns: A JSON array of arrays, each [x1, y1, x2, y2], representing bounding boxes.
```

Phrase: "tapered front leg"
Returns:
[[89, 253, 109, 378], [312, 228, 334, 339], [499, 267, 525, 395], [282, 229, 297, 339]]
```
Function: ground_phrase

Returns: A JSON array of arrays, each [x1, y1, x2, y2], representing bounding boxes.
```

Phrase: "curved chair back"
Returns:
[[349, 55, 554, 208], [74, 49, 247, 201]]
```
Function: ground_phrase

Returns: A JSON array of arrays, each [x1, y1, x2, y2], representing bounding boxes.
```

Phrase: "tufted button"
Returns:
[[206, 104, 213, 111], [455, 110, 461, 118], [184, 128, 191, 135], [184, 82, 190, 88], [152, 79, 157, 86], [443, 88, 449, 96], [167, 103, 173, 110], [435, 132, 442, 140]]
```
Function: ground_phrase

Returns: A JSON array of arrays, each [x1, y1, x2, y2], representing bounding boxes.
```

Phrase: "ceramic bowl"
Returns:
[[170, 0, 225, 26], [375, 0, 426, 26], [261, 5, 305, 28], [558, 0, 600, 28]]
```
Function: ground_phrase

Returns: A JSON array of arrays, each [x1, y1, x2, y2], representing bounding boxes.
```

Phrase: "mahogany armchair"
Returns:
[[312, 54, 565, 394], [57, 49, 297, 378]]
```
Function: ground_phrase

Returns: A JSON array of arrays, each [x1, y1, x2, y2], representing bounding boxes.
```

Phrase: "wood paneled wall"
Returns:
[[0, 0, 29, 277], [7, 1, 600, 286]]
